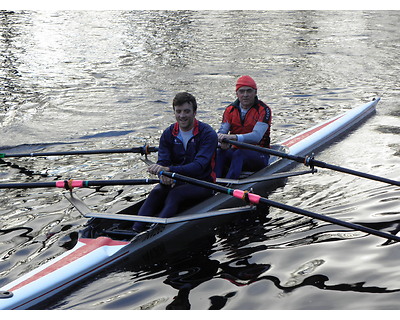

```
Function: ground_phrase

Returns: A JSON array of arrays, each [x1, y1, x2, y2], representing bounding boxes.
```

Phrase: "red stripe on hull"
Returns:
[[13, 249, 130, 309], [282, 116, 342, 148], [8, 237, 128, 292]]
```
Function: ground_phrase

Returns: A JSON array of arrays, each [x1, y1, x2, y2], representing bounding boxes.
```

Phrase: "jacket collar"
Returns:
[[172, 119, 199, 137]]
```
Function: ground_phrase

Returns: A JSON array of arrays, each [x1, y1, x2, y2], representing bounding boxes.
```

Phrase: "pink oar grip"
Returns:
[[232, 190, 261, 204], [55, 180, 84, 188], [56, 181, 65, 188], [248, 193, 261, 204], [71, 180, 84, 187]]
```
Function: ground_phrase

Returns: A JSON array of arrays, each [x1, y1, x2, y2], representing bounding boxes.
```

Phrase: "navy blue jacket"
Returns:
[[157, 119, 217, 182]]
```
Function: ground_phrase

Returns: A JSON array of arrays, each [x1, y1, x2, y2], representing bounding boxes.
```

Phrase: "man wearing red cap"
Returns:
[[215, 75, 272, 179]]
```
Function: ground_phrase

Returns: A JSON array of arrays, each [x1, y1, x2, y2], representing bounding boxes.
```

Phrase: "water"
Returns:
[[0, 10, 400, 310]]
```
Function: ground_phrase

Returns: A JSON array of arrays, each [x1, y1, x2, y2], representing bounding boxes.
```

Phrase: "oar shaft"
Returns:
[[224, 139, 400, 187], [84, 179, 159, 187], [0, 182, 59, 189], [162, 171, 400, 243], [257, 196, 400, 243], [312, 159, 400, 187], [0, 179, 159, 189], [0, 146, 158, 158]]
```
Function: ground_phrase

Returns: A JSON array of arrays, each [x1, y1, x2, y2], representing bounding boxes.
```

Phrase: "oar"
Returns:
[[161, 171, 400, 243], [216, 169, 316, 185], [0, 145, 158, 158], [0, 178, 159, 189], [223, 139, 400, 187], [140, 157, 316, 185]]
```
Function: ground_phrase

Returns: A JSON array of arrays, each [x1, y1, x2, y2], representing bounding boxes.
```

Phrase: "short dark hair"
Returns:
[[172, 92, 197, 112]]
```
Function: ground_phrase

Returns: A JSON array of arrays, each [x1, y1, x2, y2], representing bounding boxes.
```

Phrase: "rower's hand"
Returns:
[[218, 133, 237, 150], [148, 164, 175, 186]]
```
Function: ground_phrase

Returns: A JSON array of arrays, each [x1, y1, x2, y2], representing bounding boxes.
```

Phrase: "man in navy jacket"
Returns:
[[132, 92, 218, 233]]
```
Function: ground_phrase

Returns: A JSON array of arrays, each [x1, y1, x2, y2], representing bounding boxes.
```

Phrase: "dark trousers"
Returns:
[[215, 148, 269, 179], [132, 182, 213, 231]]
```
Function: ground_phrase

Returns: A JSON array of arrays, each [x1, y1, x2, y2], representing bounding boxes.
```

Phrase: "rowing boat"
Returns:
[[0, 98, 380, 309]]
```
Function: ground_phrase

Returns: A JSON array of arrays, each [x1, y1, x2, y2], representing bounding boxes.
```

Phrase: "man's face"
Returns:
[[174, 102, 196, 132], [236, 86, 257, 109]]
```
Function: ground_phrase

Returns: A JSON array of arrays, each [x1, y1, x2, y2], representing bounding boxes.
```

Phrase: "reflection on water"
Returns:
[[2, 10, 399, 146], [376, 125, 400, 134], [1, 10, 400, 309]]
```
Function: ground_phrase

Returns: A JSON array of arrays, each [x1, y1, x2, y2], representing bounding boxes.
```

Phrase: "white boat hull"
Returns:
[[0, 98, 380, 309]]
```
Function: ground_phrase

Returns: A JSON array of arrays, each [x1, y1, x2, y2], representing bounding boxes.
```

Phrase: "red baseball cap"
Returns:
[[236, 75, 257, 91]]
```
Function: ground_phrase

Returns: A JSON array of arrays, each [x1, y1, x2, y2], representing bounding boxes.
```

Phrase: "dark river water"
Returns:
[[1, 10, 400, 310]]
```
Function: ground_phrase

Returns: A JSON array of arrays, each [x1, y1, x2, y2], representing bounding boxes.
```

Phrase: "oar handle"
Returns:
[[222, 139, 304, 163]]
